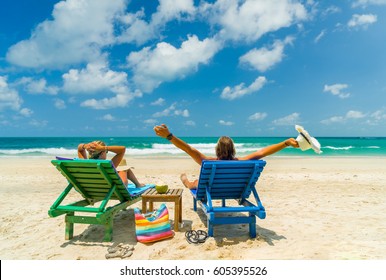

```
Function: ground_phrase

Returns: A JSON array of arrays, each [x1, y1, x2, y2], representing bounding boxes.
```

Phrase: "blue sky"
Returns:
[[0, 0, 386, 137]]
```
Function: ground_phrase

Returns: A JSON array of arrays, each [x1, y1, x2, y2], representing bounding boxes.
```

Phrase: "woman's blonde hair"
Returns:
[[215, 136, 236, 160], [88, 140, 106, 159]]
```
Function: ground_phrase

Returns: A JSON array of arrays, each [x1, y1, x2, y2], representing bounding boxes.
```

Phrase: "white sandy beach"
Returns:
[[1, 156, 386, 260]]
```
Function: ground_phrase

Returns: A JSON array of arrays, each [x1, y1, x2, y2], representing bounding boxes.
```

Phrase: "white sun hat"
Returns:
[[116, 158, 132, 171], [295, 125, 322, 154]]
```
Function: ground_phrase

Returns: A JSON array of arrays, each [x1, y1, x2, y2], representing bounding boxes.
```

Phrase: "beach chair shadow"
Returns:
[[49, 159, 143, 242], [190, 160, 267, 238], [193, 209, 285, 245]]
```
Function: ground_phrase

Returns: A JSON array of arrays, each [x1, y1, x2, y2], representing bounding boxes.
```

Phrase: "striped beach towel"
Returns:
[[134, 203, 174, 243]]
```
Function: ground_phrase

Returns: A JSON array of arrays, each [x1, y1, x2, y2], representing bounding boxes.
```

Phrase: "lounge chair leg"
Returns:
[[65, 213, 74, 240], [207, 213, 214, 237], [249, 215, 256, 238], [103, 219, 113, 242], [207, 225, 214, 236], [193, 198, 197, 211]]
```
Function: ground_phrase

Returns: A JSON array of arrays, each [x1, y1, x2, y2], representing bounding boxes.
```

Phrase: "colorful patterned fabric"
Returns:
[[134, 203, 174, 243]]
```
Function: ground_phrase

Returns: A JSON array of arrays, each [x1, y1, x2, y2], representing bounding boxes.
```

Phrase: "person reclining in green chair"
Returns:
[[77, 140, 145, 188], [153, 124, 299, 189]]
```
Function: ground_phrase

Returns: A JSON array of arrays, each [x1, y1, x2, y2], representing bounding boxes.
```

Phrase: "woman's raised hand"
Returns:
[[154, 124, 171, 138]]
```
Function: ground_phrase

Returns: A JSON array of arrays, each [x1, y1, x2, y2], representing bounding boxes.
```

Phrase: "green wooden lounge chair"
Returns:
[[49, 159, 142, 242], [190, 160, 267, 238]]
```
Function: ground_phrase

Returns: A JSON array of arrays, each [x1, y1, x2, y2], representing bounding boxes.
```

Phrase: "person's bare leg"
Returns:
[[180, 173, 198, 190], [127, 169, 144, 188]]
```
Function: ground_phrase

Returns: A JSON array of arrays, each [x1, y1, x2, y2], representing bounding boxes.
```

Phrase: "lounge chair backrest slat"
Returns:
[[196, 160, 266, 201], [52, 159, 130, 201]]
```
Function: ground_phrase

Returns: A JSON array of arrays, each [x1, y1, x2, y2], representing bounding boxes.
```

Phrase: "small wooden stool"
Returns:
[[141, 188, 183, 231]]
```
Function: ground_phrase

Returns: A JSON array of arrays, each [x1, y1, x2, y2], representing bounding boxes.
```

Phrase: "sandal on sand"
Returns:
[[107, 247, 119, 254], [106, 243, 134, 259], [105, 249, 124, 259], [196, 230, 208, 243], [185, 230, 208, 244], [185, 230, 199, 244]]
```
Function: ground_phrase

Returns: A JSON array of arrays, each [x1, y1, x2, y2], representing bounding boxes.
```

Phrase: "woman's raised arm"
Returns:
[[153, 124, 214, 165], [239, 138, 298, 160]]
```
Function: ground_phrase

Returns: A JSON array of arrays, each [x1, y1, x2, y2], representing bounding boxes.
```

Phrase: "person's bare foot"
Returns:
[[180, 173, 189, 188], [180, 173, 198, 189]]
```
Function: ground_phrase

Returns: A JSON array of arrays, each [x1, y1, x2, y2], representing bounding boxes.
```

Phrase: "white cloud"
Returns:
[[324, 83, 350, 99], [239, 36, 294, 72], [248, 112, 267, 121], [0, 76, 23, 112], [116, 9, 156, 46], [221, 76, 267, 100], [18, 77, 59, 95], [321, 116, 345, 124], [153, 103, 176, 117], [6, 0, 126, 68], [348, 14, 377, 29], [321, 110, 366, 124], [185, 120, 196, 126], [346, 110, 366, 119], [29, 119, 48, 127], [81, 92, 141, 110], [219, 120, 234, 126], [127, 35, 221, 93], [322, 6, 341, 16], [118, 0, 195, 45], [151, 98, 166, 106], [202, 0, 308, 43], [63, 61, 142, 109], [314, 30, 326, 43], [366, 109, 386, 126], [19, 108, 33, 117], [352, 0, 386, 8], [152, 103, 190, 118], [144, 119, 158, 125], [175, 109, 190, 117], [272, 112, 300, 126], [62, 61, 129, 94], [371, 110, 386, 120], [101, 114, 115, 121], [54, 99, 66, 110], [153, 0, 195, 22]]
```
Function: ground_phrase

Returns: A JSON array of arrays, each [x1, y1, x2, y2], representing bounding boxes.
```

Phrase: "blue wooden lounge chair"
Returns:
[[49, 159, 143, 242], [190, 160, 267, 238]]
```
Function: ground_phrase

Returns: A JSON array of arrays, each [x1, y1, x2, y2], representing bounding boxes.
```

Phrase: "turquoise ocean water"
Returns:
[[0, 137, 385, 157]]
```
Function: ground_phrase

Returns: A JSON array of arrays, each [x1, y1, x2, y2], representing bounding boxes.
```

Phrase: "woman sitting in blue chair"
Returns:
[[153, 124, 299, 189]]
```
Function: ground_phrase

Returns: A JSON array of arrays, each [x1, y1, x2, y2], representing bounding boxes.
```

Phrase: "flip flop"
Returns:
[[185, 230, 208, 244], [106, 243, 135, 259], [185, 230, 199, 244], [196, 230, 208, 243]]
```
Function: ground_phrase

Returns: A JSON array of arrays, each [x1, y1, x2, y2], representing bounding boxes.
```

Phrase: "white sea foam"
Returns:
[[324, 146, 354, 150], [0, 148, 77, 156], [151, 143, 244, 149], [5, 142, 382, 157], [0, 142, 265, 157], [137, 143, 262, 156], [323, 145, 381, 151]]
